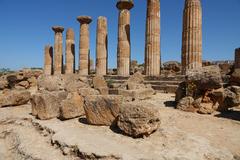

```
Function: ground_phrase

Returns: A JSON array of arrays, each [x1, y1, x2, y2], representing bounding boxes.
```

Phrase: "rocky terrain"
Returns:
[[0, 94, 239, 160], [0, 68, 240, 160]]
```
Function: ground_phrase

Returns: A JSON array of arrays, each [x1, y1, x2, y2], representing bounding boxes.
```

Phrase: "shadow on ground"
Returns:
[[78, 117, 88, 125], [164, 101, 176, 108], [215, 110, 240, 122]]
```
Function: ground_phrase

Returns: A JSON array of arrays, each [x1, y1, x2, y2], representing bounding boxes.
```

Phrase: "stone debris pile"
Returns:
[[176, 65, 240, 114]]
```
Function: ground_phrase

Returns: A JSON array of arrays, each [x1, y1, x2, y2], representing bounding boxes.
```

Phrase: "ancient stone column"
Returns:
[[116, 0, 134, 76], [65, 28, 75, 74], [52, 26, 64, 75], [181, 0, 202, 74], [145, 0, 161, 76], [96, 16, 108, 75], [235, 48, 240, 69], [77, 16, 92, 76], [44, 45, 53, 75]]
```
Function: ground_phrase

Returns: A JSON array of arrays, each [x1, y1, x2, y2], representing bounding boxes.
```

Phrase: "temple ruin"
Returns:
[[145, 0, 161, 76], [96, 16, 108, 75], [181, 0, 202, 74], [65, 28, 75, 74], [77, 16, 92, 76], [52, 26, 64, 75]]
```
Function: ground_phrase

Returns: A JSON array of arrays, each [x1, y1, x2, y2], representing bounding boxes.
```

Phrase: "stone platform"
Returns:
[[103, 75, 185, 94]]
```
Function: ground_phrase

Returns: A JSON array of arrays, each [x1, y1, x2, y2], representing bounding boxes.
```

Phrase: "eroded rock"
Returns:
[[117, 102, 161, 138], [60, 92, 85, 120], [186, 65, 222, 94], [118, 88, 155, 100], [84, 95, 123, 126], [30, 90, 67, 120], [0, 90, 31, 107], [176, 96, 196, 112], [230, 69, 240, 86], [78, 87, 99, 97], [92, 76, 109, 95]]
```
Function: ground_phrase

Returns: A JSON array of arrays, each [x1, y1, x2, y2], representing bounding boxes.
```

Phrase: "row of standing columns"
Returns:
[[44, 0, 203, 76]]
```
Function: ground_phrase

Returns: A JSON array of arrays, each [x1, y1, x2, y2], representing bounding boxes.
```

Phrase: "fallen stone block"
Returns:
[[30, 91, 67, 120], [84, 95, 123, 126], [59, 92, 85, 120], [118, 88, 155, 100], [0, 90, 31, 107], [117, 102, 161, 138]]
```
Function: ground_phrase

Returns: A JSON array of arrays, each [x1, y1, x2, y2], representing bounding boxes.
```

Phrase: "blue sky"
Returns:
[[0, 0, 239, 70]]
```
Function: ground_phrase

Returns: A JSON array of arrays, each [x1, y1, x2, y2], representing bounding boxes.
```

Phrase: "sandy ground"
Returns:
[[0, 93, 240, 160]]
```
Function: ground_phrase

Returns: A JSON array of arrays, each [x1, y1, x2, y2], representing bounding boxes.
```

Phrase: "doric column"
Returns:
[[44, 45, 53, 75], [52, 26, 64, 75], [145, 0, 161, 76], [96, 16, 108, 75], [65, 28, 75, 74], [235, 48, 240, 69], [77, 16, 92, 76], [181, 0, 202, 74], [116, 0, 134, 76]]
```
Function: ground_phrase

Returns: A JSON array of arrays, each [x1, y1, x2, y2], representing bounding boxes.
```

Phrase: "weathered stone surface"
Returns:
[[186, 65, 222, 93], [230, 69, 240, 86], [92, 76, 108, 95], [60, 92, 84, 120], [77, 16, 92, 75], [0, 79, 8, 90], [229, 86, 240, 101], [176, 96, 196, 112], [175, 65, 240, 114], [4, 69, 42, 89], [217, 88, 240, 111], [0, 94, 237, 160], [116, 0, 134, 76], [27, 76, 37, 88], [118, 88, 155, 100], [52, 26, 64, 75], [163, 61, 181, 73], [197, 103, 216, 114], [175, 82, 186, 102], [0, 90, 31, 107], [120, 72, 145, 89], [30, 91, 67, 120], [117, 102, 161, 138], [78, 87, 99, 97], [145, 0, 161, 76], [17, 80, 30, 89], [96, 16, 108, 75], [84, 95, 123, 126], [128, 71, 144, 84], [182, 0, 202, 74], [38, 74, 89, 92], [64, 74, 89, 92], [44, 45, 53, 75], [37, 75, 65, 91], [118, 72, 155, 100], [65, 28, 75, 74]]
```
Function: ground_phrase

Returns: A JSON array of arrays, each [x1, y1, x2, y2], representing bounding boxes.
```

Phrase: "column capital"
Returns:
[[98, 16, 107, 21], [235, 48, 240, 53], [52, 26, 64, 33], [77, 16, 92, 24], [116, 0, 134, 10]]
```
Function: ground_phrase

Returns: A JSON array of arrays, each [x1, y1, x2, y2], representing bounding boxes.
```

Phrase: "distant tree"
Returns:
[[0, 68, 11, 73], [30, 67, 43, 70]]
